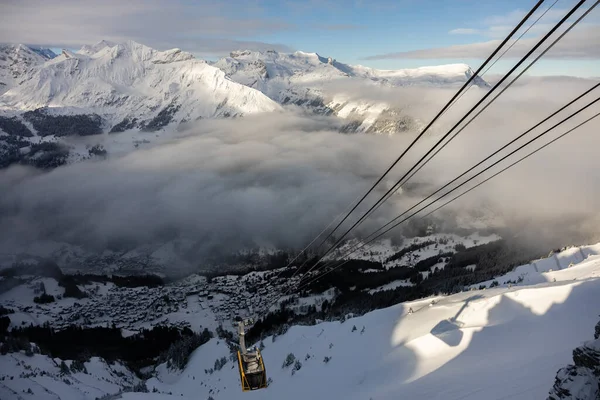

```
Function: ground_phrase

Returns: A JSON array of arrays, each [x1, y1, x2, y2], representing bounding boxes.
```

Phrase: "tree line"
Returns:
[[1, 323, 211, 372], [246, 238, 551, 342]]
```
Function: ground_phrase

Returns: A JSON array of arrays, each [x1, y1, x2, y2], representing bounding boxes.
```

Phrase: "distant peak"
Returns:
[[229, 49, 279, 58], [96, 40, 116, 47], [77, 40, 116, 56], [230, 50, 253, 58], [61, 49, 77, 58], [56, 49, 88, 61]]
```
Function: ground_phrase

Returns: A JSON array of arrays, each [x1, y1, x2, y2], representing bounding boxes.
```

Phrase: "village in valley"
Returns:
[[0, 231, 501, 336], [0, 267, 324, 335]]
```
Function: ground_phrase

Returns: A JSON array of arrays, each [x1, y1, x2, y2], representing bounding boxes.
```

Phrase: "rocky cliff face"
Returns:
[[548, 319, 600, 400]]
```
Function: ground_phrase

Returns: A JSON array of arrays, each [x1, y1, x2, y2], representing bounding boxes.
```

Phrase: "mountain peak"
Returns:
[[75, 40, 196, 64], [230, 49, 276, 58], [77, 40, 116, 56]]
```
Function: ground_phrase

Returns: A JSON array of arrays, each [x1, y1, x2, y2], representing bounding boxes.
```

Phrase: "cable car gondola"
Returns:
[[236, 320, 268, 391]]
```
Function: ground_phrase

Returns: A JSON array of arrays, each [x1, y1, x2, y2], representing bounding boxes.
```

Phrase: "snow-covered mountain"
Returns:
[[0, 40, 489, 139], [0, 44, 56, 96], [0, 40, 284, 169], [213, 49, 490, 133], [0, 40, 491, 170], [214, 50, 488, 99], [0, 40, 281, 128]]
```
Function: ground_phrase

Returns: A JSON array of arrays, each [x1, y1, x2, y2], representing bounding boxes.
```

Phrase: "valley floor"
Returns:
[[136, 252, 600, 400]]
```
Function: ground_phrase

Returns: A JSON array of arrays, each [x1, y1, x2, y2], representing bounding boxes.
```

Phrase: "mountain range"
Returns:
[[0, 40, 489, 169]]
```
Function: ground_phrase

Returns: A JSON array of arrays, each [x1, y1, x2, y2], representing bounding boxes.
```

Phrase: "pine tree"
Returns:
[[60, 361, 70, 375], [282, 353, 296, 368]]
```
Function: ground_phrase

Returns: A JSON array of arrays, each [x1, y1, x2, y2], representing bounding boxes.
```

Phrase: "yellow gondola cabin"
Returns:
[[236, 320, 268, 391]]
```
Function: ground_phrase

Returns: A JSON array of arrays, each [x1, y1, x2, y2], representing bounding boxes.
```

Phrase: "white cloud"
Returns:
[[449, 28, 482, 35], [0, 0, 295, 57], [477, 7, 577, 38], [1, 79, 599, 266], [363, 25, 600, 60]]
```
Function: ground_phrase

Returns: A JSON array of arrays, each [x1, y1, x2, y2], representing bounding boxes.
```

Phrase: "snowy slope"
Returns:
[[0, 40, 281, 129], [0, 353, 139, 400], [328, 232, 501, 266], [468, 242, 600, 289], [137, 244, 600, 400], [213, 50, 489, 134]]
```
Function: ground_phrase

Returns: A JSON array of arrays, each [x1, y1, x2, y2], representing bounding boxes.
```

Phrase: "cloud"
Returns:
[[363, 26, 600, 60], [314, 24, 364, 31], [449, 28, 482, 35], [1, 78, 599, 271], [285, 0, 402, 13], [452, 7, 584, 39], [0, 0, 295, 57], [421, 5, 600, 62], [0, 112, 426, 261]]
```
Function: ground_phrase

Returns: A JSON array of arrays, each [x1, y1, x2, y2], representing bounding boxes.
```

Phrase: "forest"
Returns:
[[246, 237, 551, 343], [1, 323, 212, 372]]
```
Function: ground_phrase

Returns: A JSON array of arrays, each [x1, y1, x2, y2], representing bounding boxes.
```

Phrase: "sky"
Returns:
[[1, 0, 599, 76]]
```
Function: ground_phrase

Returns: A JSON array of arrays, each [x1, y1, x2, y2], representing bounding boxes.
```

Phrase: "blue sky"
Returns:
[[247, 0, 600, 76], [5, 0, 600, 77]]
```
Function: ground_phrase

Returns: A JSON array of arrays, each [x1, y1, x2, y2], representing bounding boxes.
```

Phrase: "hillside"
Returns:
[[2, 241, 599, 399], [139, 248, 600, 400], [0, 354, 140, 400]]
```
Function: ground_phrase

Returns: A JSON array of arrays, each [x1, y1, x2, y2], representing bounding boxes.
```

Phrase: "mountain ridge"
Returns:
[[0, 40, 490, 170], [212, 47, 489, 133]]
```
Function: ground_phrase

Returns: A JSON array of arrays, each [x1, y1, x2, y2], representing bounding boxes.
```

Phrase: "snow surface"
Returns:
[[131, 242, 600, 400], [368, 279, 413, 294], [0, 354, 138, 400], [469, 242, 600, 289]]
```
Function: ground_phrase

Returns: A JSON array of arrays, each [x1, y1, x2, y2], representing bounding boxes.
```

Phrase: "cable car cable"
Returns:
[[295, 102, 600, 291], [303, 0, 547, 258], [292, 0, 588, 288]]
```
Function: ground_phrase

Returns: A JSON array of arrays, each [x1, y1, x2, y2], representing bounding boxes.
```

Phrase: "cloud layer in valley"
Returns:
[[1, 77, 599, 269]]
